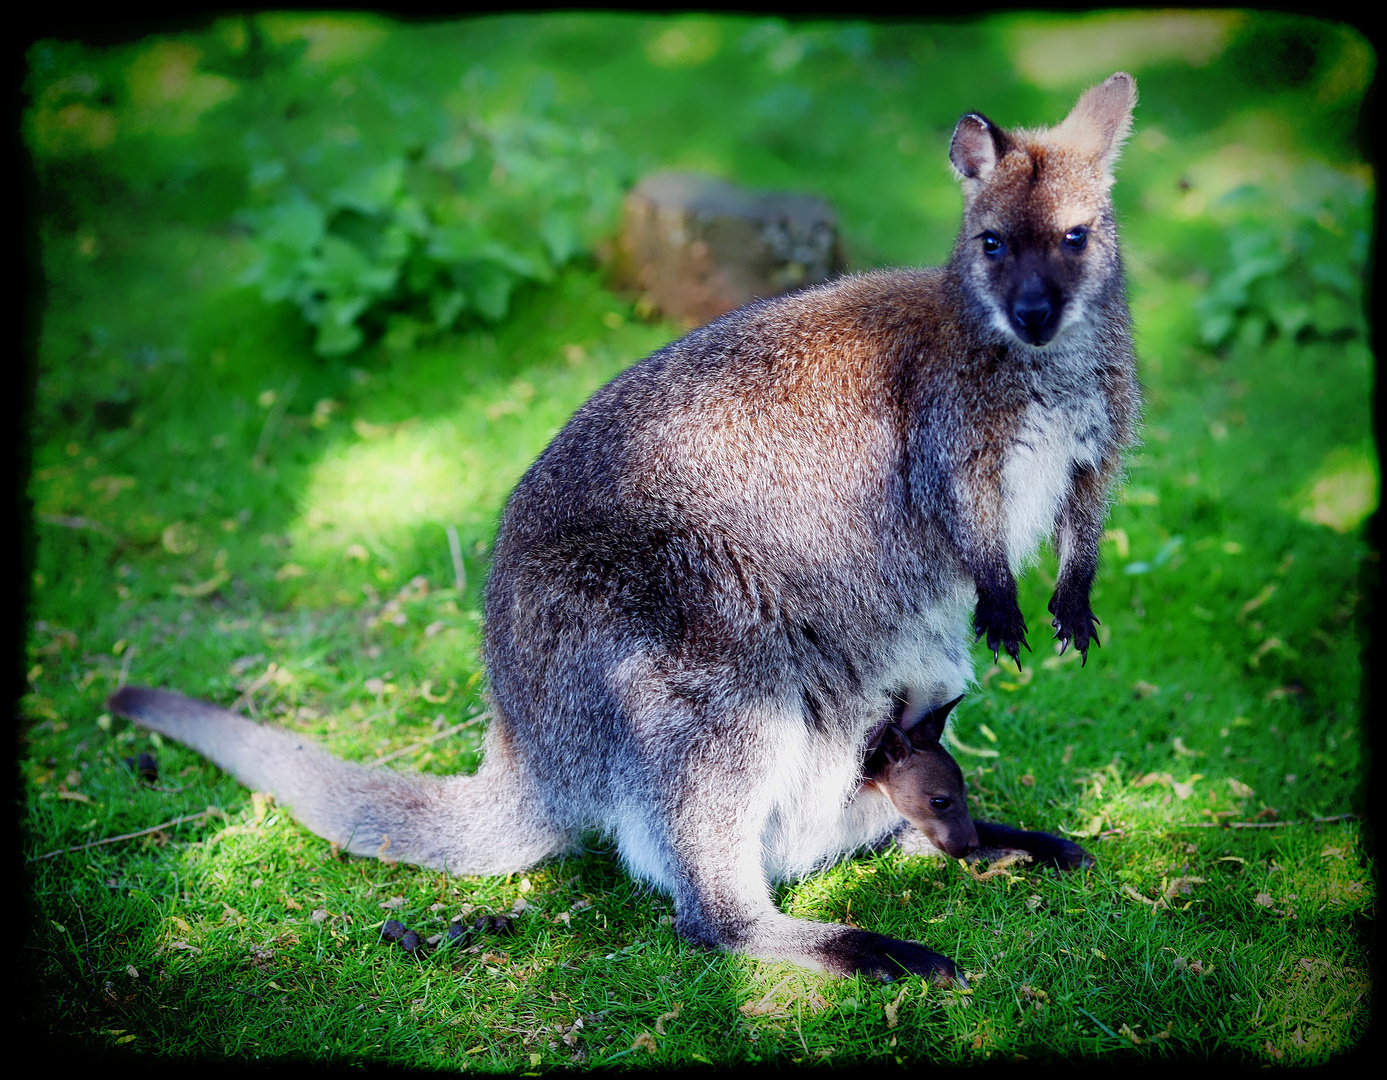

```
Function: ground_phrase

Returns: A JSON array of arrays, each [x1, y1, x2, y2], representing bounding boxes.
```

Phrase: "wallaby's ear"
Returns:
[[1052, 71, 1137, 173], [880, 724, 913, 766], [950, 113, 1011, 183], [910, 695, 965, 748]]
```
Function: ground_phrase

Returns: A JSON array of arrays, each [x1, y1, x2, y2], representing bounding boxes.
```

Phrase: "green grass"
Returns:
[[22, 12, 1374, 1067]]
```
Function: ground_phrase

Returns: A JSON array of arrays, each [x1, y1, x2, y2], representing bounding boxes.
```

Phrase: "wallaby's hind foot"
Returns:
[[683, 908, 963, 986], [820, 927, 964, 986], [665, 772, 966, 987]]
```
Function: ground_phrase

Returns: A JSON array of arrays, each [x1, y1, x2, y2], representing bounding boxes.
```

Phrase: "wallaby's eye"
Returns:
[[929, 797, 952, 810], [1064, 226, 1088, 250], [981, 231, 1005, 257]]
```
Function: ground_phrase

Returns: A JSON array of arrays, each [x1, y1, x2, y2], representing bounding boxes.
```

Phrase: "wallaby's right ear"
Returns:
[[950, 114, 1011, 183], [911, 695, 965, 748], [1052, 71, 1138, 174]]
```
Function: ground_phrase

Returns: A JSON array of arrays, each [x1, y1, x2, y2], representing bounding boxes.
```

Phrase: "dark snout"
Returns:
[[1010, 269, 1064, 346], [939, 833, 979, 860], [932, 818, 980, 860]]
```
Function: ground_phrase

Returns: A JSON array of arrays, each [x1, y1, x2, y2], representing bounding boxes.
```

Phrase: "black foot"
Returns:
[[973, 820, 1094, 870], [823, 928, 963, 985]]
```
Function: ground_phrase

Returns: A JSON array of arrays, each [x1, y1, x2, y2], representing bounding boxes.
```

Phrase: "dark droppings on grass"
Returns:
[[379, 919, 406, 944], [122, 751, 159, 784], [379, 911, 519, 957]]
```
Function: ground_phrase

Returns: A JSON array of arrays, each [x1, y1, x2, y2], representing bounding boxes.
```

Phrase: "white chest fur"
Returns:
[[1000, 396, 1104, 572]]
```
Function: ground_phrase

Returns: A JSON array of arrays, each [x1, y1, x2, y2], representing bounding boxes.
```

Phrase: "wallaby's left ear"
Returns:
[[880, 724, 914, 766], [1053, 71, 1137, 173], [910, 695, 965, 748]]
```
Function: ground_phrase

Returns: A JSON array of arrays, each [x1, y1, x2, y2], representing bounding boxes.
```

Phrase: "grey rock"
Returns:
[[618, 171, 844, 328]]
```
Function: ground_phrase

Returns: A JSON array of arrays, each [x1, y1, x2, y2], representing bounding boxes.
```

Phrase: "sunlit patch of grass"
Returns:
[[1004, 10, 1242, 90], [255, 13, 392, 67], [279, 279, 677, 610], [1295, 446, 1378, 534]]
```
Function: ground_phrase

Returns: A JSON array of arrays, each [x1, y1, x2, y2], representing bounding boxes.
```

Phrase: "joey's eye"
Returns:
[[1064, 226, 1088, 250], [981, 232, 1004, 257], [929, 797, 952, 810]]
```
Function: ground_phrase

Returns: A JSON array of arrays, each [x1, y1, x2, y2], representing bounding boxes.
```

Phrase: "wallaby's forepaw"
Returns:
[[824, 928, 964, 986], [1047, 591, 1100, 664], [1024, 833, 1094, 870], [973, 820, 1094, 871], [974, 594, 1029, 671], [1044, 835, 1096, 871]]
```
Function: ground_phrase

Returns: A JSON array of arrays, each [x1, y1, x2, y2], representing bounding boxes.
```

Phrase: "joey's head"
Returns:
[[947, 72, 1137, 350], [863, 696, 978, 859]]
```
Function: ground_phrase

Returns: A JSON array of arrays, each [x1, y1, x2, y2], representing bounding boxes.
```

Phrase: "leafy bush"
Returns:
[[1193, 165, 1370, 350], [216, 31, 629, 356]]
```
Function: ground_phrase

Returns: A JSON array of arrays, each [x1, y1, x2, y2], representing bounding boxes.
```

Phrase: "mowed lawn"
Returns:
[[22, 12, 1373, 1067]]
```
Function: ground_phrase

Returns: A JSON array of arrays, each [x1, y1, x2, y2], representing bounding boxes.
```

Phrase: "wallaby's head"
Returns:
[[863, 696, 979, 860], [947, 71, 1138, 349]]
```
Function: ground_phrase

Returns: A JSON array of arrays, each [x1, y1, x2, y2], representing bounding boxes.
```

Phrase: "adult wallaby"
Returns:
[[110, 73, 1139, 985]]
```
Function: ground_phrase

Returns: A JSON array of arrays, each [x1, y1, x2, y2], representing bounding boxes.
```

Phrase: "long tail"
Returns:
[[107, 686, 568, 875]]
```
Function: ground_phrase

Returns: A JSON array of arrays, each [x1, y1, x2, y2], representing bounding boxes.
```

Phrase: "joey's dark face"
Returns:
[[876, 744, 979, 859]]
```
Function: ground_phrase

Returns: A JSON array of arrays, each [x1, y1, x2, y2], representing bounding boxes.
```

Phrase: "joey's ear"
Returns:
[[880, 724, 913, 766], [1053, 71, 1137, 172], [911, 695, 965, 748], [949, 113, 1010, 182]]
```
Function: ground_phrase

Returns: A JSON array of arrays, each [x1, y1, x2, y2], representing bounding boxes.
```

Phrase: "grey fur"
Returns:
[[109, 74, 1139, 984]]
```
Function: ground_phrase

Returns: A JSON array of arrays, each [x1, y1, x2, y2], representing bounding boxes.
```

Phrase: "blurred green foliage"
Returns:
[[29, 21, 630, 357], [221, 30, 627, 354], [1193, 166, 1370, 350]]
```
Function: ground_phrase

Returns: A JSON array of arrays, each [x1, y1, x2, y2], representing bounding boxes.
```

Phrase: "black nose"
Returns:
[[1013, 299, 1052, 338], [1012, 272, 1059, 344]]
